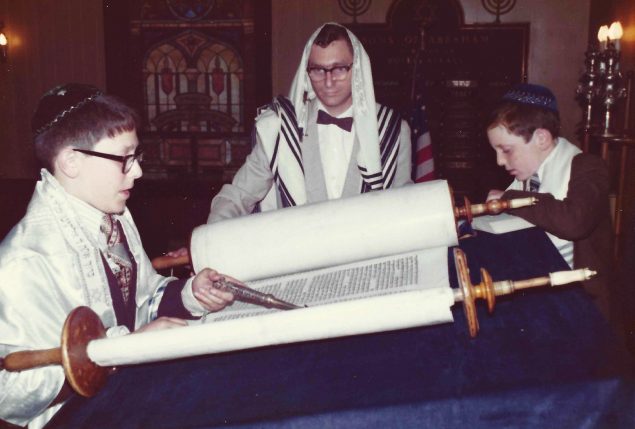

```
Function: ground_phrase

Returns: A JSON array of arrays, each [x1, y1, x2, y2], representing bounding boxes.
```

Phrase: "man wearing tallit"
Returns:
[[208, 22, 413, 222]]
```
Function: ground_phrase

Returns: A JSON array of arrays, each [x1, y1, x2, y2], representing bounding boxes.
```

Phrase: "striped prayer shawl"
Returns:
[[268, 96, 303, 207], [360, 104, 401, 192], [266, 96, 402, 207]]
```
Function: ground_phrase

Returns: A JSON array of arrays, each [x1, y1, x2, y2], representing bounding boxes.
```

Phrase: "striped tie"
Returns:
[[101, 215, 133, 304], [527, 173, 540, 192]]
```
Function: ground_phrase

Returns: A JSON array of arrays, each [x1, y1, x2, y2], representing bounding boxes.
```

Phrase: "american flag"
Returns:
[[410, 97, 434, 182]]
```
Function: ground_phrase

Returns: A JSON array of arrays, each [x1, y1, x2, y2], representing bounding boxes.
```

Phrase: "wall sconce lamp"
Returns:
[[0, 22, 8, 63]]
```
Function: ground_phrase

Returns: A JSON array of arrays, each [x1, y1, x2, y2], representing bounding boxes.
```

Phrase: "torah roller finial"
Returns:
[[0, 306, 108, 397], [452, 248, 596, 337], [453, 195, 537, 224]]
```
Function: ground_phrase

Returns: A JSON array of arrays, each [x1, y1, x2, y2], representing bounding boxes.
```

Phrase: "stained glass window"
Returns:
[[166, 0, 216, 21], [143, 30, 244, 133]]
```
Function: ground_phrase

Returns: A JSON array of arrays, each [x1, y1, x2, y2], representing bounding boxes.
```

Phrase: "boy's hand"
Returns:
[[135, 317, 188, 333], [487, 189, 504, 201], [192, 268, 235, 312]]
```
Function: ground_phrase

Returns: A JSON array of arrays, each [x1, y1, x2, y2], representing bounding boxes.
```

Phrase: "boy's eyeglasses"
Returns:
[[73, 148, 144, 174], [306, 64, 353, 81]]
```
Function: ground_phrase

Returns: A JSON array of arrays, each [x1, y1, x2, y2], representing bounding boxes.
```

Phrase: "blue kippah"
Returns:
[[502, 83, 558, 114]]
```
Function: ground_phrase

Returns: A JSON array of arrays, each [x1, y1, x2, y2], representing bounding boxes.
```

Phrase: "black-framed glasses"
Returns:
[[306, 63, 353, 81], [73, 147, 144, 174]]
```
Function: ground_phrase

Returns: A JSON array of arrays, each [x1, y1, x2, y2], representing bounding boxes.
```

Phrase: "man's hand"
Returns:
[[487, 189, 504, 201], [192, 268, 235, 313]]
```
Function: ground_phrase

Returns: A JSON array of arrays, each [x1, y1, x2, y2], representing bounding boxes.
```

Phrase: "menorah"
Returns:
[[481, 0, 516, 24], [576, 22, 634, 254], [338, 0, 372, 23], [576, 26, 628, 150]]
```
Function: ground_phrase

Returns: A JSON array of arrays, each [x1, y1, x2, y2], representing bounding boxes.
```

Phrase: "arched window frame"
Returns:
[[143, 31, 244, 133]]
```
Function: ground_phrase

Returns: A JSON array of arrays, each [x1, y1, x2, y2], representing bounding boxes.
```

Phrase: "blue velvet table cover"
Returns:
[[46, 228, 635, 428]]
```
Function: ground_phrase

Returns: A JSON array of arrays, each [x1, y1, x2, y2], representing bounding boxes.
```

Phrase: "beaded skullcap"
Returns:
[[501, 83, 558, 114], [32, 83, 103, 136]]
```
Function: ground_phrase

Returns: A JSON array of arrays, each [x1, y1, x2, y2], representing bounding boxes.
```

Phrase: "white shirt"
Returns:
[[317, 103, 355, 200]]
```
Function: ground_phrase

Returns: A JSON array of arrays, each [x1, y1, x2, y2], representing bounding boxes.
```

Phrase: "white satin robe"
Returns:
[[0, 171, 173, 428]]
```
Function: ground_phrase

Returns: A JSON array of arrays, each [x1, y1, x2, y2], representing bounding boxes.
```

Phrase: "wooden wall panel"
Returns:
[[0, 0, 105, 179]]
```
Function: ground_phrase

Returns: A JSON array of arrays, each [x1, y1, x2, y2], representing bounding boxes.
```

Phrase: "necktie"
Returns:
[[316, 109, 353, 132], [527, 173, 540, 192], [101, 215, 132, 304]]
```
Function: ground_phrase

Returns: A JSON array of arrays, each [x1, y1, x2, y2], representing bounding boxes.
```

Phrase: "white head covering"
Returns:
[[288, 22, 383, 183]]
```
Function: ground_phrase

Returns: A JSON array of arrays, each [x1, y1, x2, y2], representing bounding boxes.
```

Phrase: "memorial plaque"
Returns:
[[350, 0, 528, 200]]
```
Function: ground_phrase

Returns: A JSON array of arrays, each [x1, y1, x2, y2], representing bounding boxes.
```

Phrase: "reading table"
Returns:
[[46, 227, 635, 428]]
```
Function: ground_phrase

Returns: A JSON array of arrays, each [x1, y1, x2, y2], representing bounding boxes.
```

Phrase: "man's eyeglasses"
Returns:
[[306, 64, 353, 81], [73, 148, 144, 174]]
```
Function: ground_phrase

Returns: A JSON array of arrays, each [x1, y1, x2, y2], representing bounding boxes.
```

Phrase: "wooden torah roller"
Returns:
[[452, 195, 536, 224], [1, 306, 108, 397], [152, 253, 190, 271]]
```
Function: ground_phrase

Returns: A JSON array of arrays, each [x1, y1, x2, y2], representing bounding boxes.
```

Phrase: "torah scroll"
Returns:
[[3, 180, 587, 396], [86, 182, 461, 366], [191, 180, 458, 281]]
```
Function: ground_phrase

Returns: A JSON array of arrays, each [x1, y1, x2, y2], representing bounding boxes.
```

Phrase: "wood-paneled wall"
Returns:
[[0, 0, 105, 179]]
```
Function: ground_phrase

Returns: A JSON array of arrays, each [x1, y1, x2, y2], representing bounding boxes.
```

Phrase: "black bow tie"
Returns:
[[317, 109, 353, 132]]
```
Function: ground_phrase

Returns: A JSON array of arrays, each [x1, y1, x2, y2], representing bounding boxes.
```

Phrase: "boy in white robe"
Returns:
[[0, 83, 235, 428]]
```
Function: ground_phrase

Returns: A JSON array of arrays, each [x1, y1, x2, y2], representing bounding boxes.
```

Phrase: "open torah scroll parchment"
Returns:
[[89, 248, 455, 366], [202, 247, 454, 323]]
